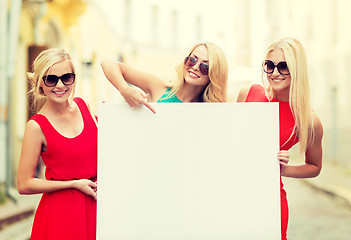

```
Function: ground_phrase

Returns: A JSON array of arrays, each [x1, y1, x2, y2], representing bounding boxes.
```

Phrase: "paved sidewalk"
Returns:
[[0, 189, 40, 238], [0, 161, 349, 239], [302, 161, 351, 208]]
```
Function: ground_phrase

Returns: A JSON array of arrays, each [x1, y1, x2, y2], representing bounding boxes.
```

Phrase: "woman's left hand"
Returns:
[[73, 179, 98, 200], [278, 150, 289, 174]]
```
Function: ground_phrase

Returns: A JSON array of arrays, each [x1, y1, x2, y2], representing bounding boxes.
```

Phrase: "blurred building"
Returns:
[[1, 0, 350, 204], [98, 0, 351, 169], [99, 0, 351, 169], [0, 0, 123, 202], [260, 0, 351, 168]]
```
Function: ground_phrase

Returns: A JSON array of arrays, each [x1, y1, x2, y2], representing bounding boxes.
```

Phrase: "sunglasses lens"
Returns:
[[199, 63, 209, 76], [264, 60, 290, 75], [184, 56, 209, 75], [184, 56, 197, 68], [61, 73, 75, 85], [277, 62, 289, 75], [43, 73, 75, 87], [264, 60, 275, 73], [43, 75, 59, 87]]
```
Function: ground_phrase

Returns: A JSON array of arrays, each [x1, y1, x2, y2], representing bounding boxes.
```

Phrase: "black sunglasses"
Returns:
[[184, 56, 209, 76], [42, 73, 76, 87], [263, 60, 290, 75]]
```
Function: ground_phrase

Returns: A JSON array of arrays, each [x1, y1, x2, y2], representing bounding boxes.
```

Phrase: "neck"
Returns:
[[177, 84, 205, 102], [272, 89, 290, 102], [41, 99, 73, 116]]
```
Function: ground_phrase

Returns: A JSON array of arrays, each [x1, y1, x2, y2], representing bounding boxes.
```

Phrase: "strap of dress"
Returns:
[[74, 97, 95, 126], [246, 84, 268, 102], [157, 88, 171, 102], [28, 98, 95, 138], [28, 114, 54, 139]]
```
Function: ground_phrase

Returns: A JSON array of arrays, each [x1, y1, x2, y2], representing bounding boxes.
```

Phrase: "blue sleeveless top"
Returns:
[[157, 88, 182, 103]]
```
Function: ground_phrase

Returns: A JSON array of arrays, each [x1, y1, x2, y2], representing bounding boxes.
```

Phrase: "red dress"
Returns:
[[29, 97, 97, 240], [245, 84, 298, 240]]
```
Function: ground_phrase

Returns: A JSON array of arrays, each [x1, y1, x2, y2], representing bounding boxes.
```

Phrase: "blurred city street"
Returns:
[[1, 0, 351, 239], [1, 177, 351, 240], [286, 178, 351, 240], [0, 216, 32, 240]]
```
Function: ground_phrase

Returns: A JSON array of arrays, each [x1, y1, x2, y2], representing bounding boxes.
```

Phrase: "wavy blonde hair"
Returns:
[[262, 38, 314, 153], [28, 48, 75, 113], [167, 42, 228, 102]]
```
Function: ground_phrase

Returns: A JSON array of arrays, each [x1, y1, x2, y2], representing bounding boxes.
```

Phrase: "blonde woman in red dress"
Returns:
[[17, 49, 97, 240], [237, 38, 323, 240]]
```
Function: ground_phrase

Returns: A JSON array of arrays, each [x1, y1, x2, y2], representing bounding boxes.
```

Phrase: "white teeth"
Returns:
[[54, 91, 65, 94]]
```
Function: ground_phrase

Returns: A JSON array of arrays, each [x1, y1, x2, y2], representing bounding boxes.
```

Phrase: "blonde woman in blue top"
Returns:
[[101, 42, 228, 112]]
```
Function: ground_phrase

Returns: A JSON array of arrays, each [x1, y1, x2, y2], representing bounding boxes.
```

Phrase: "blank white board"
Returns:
[[97, 103, 280, 240]]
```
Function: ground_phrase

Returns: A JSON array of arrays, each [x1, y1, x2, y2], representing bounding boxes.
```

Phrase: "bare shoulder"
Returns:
[[27, 119, 43, 132], [149, 84, 169, 102], [312, 112, 323, 141], [25, 119, 46, 142], [236, 86, 251, 102]]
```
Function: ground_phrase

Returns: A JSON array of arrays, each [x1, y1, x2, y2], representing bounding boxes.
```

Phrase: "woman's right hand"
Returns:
[[278, 150, 289, 176], [121, 86, 156, 113], [73, 179, 97, 200], [101, 59, 159, 114]]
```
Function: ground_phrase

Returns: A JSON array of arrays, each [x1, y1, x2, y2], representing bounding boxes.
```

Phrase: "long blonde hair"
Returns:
[[28, 48, 75, 113], [262, 38, 314, 153], [168, 42, 228, 102]]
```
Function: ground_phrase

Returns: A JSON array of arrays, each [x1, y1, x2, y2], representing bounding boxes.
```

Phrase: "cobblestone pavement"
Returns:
[[285, 177, 351, 240]]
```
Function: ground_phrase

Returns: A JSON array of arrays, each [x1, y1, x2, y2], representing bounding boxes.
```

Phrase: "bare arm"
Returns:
[[101, 59, 168, 113], [280, 113, 323, 178], [236, 84, 323, 178], [17, 120, 97, 200]]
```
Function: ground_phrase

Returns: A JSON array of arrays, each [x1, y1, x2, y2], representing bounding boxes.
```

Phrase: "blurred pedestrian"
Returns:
[[17, 48, 97, 240], [101, 42, 228, 111], [237, 37, 323, 240]]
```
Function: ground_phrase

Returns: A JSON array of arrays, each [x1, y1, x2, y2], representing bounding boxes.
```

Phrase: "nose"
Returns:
[[192, 61, 201, 71], [55, 78, 65, 87], [271, 66, 280, 76]]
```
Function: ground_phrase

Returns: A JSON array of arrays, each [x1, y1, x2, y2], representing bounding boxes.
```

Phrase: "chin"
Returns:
[[49, 94, 71, 102], [186, 78, 209, 87], [271, 85, 290, 95]]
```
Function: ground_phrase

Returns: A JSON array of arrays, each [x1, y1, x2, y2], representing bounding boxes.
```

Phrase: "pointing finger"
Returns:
[[144, 102, 156, 114]]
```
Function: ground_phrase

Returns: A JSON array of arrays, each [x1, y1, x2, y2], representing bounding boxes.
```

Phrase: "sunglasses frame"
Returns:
[[42, 73, 76, 87], [184, 56, 209, 76], [263, 60, 290, 75]]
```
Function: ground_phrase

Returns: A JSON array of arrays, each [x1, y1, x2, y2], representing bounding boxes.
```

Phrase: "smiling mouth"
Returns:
[[188, 71, 199, 78], [53, 90, 67, 95]]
